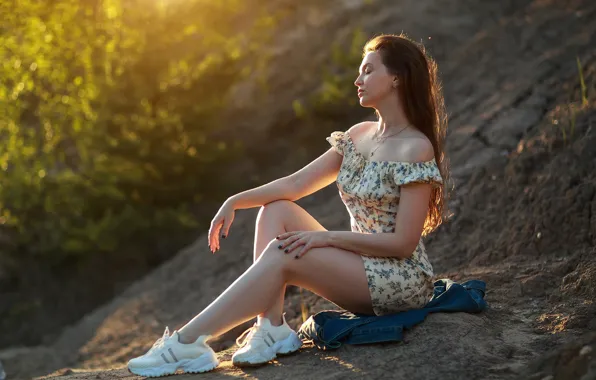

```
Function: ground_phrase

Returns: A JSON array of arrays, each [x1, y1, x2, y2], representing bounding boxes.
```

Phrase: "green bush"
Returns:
[[301, 28, 368, 120], [0, 0, 279, 270]]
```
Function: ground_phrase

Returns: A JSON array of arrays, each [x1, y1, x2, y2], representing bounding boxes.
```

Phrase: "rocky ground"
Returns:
[[2, 0, 595, 379]]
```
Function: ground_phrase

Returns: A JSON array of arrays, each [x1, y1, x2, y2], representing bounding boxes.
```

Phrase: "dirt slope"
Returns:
[[2, 0, 596, 379]]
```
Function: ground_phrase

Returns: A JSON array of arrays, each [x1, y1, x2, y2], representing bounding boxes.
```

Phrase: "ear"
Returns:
[[392, 77, 399, 88]]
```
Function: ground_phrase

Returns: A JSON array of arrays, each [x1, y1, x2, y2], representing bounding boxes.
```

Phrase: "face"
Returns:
[[354, 51, 396, 108]]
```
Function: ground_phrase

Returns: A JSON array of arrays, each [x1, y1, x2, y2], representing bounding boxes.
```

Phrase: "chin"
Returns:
[[359, 97, 375, 108]]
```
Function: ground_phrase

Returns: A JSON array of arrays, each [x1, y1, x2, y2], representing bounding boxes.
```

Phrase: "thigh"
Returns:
[[260, 200, 328, 233], [259, 201, 374, 315], [284, 246, 374, 315], [255, 201, 327, 260]]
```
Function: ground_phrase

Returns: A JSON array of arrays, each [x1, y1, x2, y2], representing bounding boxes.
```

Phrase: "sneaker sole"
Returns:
[[128, 352, 219, 377], [233, 331, 303, 367]]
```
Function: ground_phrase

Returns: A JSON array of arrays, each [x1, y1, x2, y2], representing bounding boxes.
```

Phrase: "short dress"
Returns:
[[326, 130, 443, 316]]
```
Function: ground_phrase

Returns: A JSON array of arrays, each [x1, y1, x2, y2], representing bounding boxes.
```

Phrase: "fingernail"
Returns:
[[284, 249, 288, 253], [276, 236, 280, 239], [221, 234, 226, 239], [278, 245, 282, 249]]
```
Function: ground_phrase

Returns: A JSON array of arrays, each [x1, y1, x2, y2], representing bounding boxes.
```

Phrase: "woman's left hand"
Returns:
[[276, 231, 331, 259]]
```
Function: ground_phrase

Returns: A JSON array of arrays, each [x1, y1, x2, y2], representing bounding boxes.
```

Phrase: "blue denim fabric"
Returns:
[[297, 279, 487, 350]]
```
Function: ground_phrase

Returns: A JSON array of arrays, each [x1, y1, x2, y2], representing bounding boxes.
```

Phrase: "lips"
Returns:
[[358, 89, 365, 97]]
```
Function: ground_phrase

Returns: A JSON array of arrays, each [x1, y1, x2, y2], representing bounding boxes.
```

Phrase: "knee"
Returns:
[[258, 200, 296, 220], [257, 238, 295, 275]]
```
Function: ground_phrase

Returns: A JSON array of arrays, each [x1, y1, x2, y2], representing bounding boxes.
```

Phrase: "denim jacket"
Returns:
[[297, 279, 487, 350]]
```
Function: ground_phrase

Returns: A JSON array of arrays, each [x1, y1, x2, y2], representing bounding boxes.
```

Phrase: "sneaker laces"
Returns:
[[148, 326, 171, 353], [236, 323, 266, 348]]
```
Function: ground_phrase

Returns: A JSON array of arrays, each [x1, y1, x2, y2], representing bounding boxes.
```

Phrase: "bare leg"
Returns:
[[176, 202, 373, 343], [253, 201, 327, 326]]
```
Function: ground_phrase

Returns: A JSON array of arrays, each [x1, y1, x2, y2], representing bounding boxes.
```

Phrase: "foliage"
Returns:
[[293, 28, 368, 121], [0, 0, 278, 270], [554, 56, 594, 147], [577, 56, 588, 107]]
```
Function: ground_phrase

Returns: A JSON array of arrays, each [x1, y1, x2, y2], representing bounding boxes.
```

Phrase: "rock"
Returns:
[[580, 345, 593, 356]]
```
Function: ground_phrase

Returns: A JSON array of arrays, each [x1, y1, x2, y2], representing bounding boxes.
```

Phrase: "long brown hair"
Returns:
[[364, 33, 451, 235]]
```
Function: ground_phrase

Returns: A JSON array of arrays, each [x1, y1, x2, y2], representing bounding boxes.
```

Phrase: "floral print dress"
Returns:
[[326, 130, 443, 316]]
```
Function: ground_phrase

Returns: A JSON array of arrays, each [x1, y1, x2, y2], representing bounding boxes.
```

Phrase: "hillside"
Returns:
[[2, 0, 595, 379]]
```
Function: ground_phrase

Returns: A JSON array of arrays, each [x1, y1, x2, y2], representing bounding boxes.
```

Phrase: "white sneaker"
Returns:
[[127, 327, 219, 377], [232, 314, 303, 367]]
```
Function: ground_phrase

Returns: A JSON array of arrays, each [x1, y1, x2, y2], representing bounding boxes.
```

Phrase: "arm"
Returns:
[[210, 147, 342, 251], [228, 122, 375, 210], [226, 122, 376, 210], [211, 125, 358, 252], [227, 147, 342, 210], [226, 176, 297, 210], [323, 137, 436, 259], [327, 182, 433, 259]]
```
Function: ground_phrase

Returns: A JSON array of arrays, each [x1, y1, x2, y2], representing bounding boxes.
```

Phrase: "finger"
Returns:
[[285, 239, 305, 254], [209, 221, 219, 249], [213, 224, 222, 252], [221, 221, 231, 240], [208, 227, 214, 252], [208, 224, 214, 247], [222, 214, 235, 239], [295, 243, 311, 259], [211, 232, 217, 252], [279, 234, 302, 252], [218, 220, 226, 250], [277, 231, 300, 241]]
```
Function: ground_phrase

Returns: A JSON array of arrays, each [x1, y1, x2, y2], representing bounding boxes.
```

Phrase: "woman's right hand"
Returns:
[[208, 200, 236, 253]]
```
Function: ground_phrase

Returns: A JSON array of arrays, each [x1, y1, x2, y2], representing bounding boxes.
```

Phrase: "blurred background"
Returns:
[[0, 0, 379, 349], [1, 0, 595, 378]]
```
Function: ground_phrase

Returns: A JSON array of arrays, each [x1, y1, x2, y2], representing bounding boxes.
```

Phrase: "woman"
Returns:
[[128, 33, 450, 377]]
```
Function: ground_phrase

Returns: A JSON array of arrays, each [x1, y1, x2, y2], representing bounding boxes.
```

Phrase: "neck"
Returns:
[[374, 97, 410, 136]]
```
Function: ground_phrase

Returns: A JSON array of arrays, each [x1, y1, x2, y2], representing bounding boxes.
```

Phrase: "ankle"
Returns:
[[259, 314, 283, 327], [177, 331, 195, 344], [176, 329, 211, 345]]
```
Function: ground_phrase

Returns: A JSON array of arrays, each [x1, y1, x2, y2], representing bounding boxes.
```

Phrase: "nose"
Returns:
[[354, 74, 363, 87]]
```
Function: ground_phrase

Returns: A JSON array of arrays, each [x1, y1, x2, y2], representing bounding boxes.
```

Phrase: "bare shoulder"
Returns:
[[346, 121, 376, 138], [401, 136, 435, 162]]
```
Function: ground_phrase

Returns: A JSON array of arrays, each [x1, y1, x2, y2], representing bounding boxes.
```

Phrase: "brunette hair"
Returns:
[[364, 33, 451, 235]]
